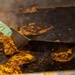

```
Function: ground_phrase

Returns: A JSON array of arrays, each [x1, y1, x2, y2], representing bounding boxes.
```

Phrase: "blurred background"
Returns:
[[0, 0, 75, 26]]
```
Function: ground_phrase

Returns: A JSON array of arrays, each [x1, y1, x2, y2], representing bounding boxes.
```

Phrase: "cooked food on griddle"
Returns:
[[51, 47, 72, 62], [19, 5, 38, 13], [0, 33, 36, 74], [19, 23, 53, 36], [0, 33, 19, 55], [0, 33, 8, 43], [7, 51, 36, 65], [3, 37, 19, 56], [0, 64, 22, 75]]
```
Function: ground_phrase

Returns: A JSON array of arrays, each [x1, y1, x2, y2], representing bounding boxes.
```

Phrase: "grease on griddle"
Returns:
[[19, 23, 53, 36]]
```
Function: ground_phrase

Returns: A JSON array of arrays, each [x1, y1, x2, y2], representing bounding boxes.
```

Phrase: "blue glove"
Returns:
[[0, 21, 12, 37]]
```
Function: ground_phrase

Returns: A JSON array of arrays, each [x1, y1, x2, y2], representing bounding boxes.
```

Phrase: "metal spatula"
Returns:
[[11, 28, 30, 49]]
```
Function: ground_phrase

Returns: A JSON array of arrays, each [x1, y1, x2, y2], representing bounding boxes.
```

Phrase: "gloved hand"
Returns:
[[0, 21, 12, 37]]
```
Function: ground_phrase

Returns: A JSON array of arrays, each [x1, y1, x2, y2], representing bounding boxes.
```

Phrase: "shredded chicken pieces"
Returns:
[[51, 46, 73, 62], [0, 64, 22, 75], [7, 51, 36, 65], [0, 33, 36, 74], [0, 33, 19, 55], [19, 24, 53, 36]]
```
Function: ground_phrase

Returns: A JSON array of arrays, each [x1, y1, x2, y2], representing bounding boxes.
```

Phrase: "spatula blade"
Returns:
[[11, 28, 29, 49]]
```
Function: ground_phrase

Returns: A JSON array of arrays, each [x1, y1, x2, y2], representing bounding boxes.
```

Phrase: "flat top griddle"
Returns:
[[0, 6, 75, 73], [18, 6, 75, 43], [18, 6, 75, 73]]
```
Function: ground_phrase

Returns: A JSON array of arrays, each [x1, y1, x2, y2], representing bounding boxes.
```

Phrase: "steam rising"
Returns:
[[0, 0, 75, 28], [0, 0, 18, 29]]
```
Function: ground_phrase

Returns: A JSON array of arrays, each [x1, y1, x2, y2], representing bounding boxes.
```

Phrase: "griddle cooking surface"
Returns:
[[18, 6, 75, 43], [0, 42, 75, 73], [0, 7, 75, 73], [18, 7, 75, 73], [19, 7, 75, 72], [21, 42, 75, 73]]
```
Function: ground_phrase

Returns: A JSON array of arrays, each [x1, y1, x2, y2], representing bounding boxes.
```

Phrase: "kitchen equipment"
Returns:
[[17, 6, 75, 73], [0, 4, 75, 74]]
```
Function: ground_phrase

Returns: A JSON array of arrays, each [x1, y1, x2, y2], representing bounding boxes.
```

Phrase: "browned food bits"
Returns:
[[0, 64, 22, 75], [7, 51, 36, 65], [51, 48, 72, 62], [3, 38, 19, 55], [19, 24, 53, 36], [19, 6, 38, 14], [0, 32, 36, 74], [0, 33, 19, 56]]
